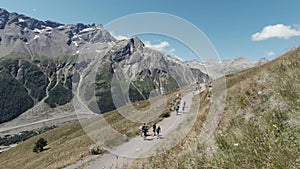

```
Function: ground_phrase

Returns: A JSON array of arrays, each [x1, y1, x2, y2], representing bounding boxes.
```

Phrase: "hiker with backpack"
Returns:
[[156, 125, 161, 139], [152, 123, 157, 136], [141, 123, 148, 138], [175, 104, 180, 115]]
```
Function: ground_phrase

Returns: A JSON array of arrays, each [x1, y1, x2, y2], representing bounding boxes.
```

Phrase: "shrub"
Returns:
[[89, 144, 101, 155], [33, 138, 47, 153]]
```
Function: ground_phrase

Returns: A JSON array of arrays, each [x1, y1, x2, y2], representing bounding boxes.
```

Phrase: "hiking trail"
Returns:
[[65, 84, 205, 169]]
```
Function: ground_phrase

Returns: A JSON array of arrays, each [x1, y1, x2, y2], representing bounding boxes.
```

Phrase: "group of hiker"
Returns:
[[141, 123, 161, 139], [140, 92, 187, 140]]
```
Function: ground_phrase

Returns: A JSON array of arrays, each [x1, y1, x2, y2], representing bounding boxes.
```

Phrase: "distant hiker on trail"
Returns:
[[182, 101, 186, 113], [175, 105, 180, 115], [140, 123, 144, 137], [152, 123, 157, 136], [141, 123, 147, 137], [156, 125, 161, 138]]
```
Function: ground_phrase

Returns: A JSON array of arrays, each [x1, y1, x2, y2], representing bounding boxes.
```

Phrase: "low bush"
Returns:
[[33, 138, 47, 153], [89, 144, 101, 155]]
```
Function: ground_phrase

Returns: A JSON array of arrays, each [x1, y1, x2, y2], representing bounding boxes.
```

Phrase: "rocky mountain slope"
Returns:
[[0, 8, 115, 58], [75, 37, 209, 113], [0, 8, 209, 123]]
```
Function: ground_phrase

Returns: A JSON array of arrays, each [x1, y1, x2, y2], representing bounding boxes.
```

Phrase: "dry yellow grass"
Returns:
[[0, 121, 93, 169], [128, 47, 300, 168]]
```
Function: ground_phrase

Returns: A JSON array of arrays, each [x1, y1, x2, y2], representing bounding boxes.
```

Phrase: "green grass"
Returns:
[[210, 47, 300, 168]]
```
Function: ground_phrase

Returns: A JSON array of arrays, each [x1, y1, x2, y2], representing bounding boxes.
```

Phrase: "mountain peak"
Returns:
[[256, 57, 269, 66], [0, 8, 8, 14], [234, 56, 247, 62], [258, 57, 269, 62], [131, 37, 144, 49], [44, 20, 63, 28], [0, 8, 116, 58]]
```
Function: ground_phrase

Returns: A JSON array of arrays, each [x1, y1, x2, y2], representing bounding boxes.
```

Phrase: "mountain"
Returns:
[[186, 57, 269, 79], [75, 37, 209, 113], [0, 8, 209, 124], [0, 8, 115, 58]]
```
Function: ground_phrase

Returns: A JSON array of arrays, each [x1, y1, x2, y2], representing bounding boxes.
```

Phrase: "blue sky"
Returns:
[[1, 0, 300, 61]]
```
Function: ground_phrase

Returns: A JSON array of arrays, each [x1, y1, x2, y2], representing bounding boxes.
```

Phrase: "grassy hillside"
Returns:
[[0, 106, 139, 169], [0, 88, 181, 169], [0, 109, 139, 169], [129, 47, 300, 168], [0, 121, 93, 169]]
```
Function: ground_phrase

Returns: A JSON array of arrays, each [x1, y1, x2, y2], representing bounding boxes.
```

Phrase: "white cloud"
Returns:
[[169, 48, 176, 53], [144, 41, 170, 51], [251, 24, 300, 41], [144, 41, 181, 59], [109, 32, 129, 40], [113, 34, 128, 40], [267, 51, 275, 57]]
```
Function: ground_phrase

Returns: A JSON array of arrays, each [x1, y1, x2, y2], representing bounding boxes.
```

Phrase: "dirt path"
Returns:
[[65, 84, 205, 169]]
